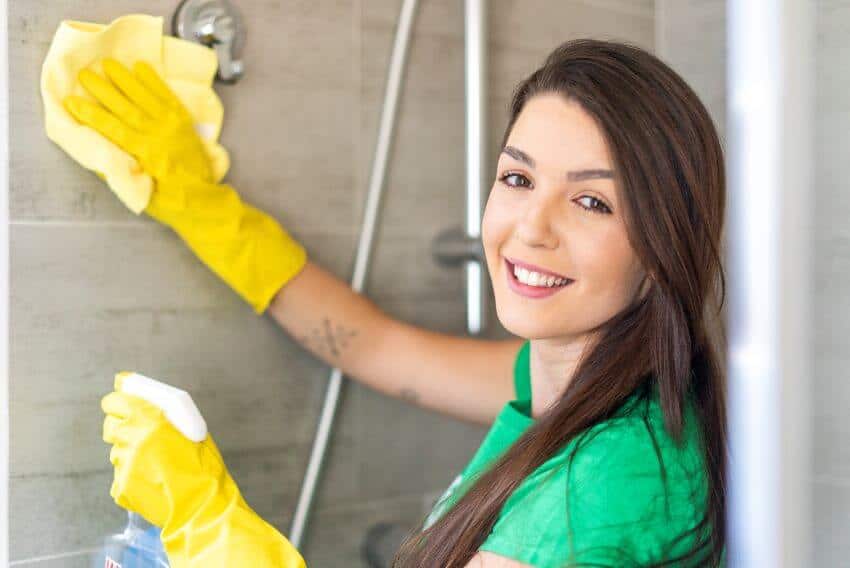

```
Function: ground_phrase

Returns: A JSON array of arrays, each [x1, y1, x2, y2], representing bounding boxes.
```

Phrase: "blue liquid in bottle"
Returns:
[[92, 512, 170, 568]]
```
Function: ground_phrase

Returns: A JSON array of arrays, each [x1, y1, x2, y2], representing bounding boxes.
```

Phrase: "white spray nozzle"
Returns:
[[118, 373, 208, 443]]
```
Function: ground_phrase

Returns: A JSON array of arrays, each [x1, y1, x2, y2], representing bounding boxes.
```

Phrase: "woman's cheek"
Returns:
[[481, 197, 506, 248]]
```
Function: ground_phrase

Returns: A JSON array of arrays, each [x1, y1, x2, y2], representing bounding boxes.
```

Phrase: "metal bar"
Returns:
[[464, 0, 487, 335], [287, 0, 420, 549], [726, 0, 813, 565]]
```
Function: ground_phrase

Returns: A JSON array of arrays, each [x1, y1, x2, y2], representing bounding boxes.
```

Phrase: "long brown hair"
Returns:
[[392, 38, 727, 567]]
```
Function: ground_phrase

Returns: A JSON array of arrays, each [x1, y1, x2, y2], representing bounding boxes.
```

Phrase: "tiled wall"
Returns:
[[659, 0, 850, 565], [9, 1, 654, 565], [808, 2, 850, 564]]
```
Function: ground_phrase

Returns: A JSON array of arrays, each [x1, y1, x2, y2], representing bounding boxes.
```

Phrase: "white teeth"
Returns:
[[513, 265, 569, 287]]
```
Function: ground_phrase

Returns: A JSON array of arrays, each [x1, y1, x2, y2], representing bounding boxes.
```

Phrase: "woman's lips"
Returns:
[[504, 258, 574, 299]]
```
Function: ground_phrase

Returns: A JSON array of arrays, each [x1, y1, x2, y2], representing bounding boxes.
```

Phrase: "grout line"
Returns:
[[9, 546, 101, 566], [10, 220, 147, 228], [8, 219, 358, 238], [9, 219, 459, 240]]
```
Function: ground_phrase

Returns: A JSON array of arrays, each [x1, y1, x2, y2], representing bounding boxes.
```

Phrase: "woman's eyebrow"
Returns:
[[501, 145, 614, 181]]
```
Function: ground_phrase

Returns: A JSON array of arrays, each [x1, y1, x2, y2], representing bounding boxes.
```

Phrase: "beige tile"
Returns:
[[362, 0, 654, 43], [489, 0, 654, 53], [10, 444, 321, 563], [366, 229, 466, 302], [351, 298, 490, 502], [237, 0, 356, 91], [361, 0, 463, 38], [360, 20, 465, 103], [218, 83, 359, 232], [357, 92, 466, 237], [10, 469, 123, 562], [657, 0, 726, 139], [10, 224, 361, 478], [297, 492, 427, 567], [812, 480, 850, 567], [813, 351, 850, 479], [353, 380, 488, 504]]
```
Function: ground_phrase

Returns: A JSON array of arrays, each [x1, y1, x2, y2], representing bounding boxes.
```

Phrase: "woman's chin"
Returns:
[[494, 309, 548, 340]]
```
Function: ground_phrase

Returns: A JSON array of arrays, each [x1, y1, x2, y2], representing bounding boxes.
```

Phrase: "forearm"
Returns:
[[266, 260, 393, 387]]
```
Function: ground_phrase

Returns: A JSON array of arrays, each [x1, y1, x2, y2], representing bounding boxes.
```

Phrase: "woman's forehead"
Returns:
[[504, 94, 612, 171]]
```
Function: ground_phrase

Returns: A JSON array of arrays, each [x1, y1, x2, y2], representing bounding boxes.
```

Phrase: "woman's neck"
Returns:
[[528, 334, 595, 418]]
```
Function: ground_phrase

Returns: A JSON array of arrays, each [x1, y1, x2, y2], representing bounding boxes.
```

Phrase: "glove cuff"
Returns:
[[144, 177, 309, 314]]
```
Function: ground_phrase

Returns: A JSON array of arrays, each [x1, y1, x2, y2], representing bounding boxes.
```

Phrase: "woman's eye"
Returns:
[[575, 195, 612, 215], [498, 172, 612, 216], [498, 172, 531, 189]]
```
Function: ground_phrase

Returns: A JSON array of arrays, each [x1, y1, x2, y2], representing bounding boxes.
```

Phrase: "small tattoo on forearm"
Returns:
[[400, 388, 419, 404], [297, 317, 359, 359]]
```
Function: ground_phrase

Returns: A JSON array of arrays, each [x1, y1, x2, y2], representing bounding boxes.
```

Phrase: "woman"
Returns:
[[67, 38, 726, 567]]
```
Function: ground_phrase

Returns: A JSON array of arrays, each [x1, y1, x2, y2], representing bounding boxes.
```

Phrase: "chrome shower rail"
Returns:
[[287, 0, 420, 549], [432, 0, 489, 336]]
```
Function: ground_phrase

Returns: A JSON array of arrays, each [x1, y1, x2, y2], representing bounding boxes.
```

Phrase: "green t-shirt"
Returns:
[[422, 340, 711, 567]]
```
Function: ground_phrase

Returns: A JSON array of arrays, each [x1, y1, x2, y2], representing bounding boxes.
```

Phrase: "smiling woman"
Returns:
[[484, 92, 651, 372], [393, 38, 728, 568]]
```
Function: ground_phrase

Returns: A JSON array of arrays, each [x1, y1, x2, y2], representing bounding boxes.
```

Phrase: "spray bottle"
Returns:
[[91, 373, 208, 568]]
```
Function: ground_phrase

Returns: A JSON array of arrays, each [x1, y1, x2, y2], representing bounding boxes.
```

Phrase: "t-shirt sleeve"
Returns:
[[478, 417, 704, 567], [477, 457, 572, 567]]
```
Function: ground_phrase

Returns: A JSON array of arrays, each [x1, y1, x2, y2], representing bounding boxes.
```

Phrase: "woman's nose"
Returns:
[[515, 198, 560, 249]]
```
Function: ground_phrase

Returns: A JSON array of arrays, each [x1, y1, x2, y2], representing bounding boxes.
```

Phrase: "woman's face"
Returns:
[[482, 92, 649, 341]]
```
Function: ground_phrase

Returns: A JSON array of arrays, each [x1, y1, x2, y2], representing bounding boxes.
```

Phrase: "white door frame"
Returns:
[[727, 0, 814, 566]]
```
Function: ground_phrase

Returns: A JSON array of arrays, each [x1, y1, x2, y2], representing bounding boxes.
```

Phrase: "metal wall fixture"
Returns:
[[172, 0, 245, 83], [432, 0, 489, 336]]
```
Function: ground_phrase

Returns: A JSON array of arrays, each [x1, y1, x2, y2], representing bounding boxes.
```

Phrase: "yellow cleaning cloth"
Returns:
[[40, 14, 229, 214]]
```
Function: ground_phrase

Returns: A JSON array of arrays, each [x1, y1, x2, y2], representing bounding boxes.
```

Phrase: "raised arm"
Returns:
[[268, 260, 524, 426], [61, 57, 522, 427]]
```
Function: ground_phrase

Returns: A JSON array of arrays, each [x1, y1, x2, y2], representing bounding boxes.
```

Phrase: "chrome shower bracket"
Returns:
[[431, 226, 489, 335], [432, 227, 486, 267], [172, 0, 245, 84]]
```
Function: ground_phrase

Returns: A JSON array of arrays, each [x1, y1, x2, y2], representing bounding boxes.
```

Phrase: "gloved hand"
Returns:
[[63, 58, 307, 313], [102, 371, 308, 568]]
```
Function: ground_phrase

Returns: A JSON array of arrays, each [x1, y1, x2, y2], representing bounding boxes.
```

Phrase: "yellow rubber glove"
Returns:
[[102, 372, 308, 568], [63, 58, 307, 313]]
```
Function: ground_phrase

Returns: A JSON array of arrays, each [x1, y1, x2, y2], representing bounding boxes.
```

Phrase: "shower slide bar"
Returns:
[[287, 0, 490, 550]]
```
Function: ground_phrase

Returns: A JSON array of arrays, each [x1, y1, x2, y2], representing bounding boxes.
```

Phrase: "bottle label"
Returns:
[[104, 556, 122, 568]]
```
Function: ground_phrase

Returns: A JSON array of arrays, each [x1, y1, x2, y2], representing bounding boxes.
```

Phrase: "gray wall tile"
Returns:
[[812, 480, 850, 567]]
